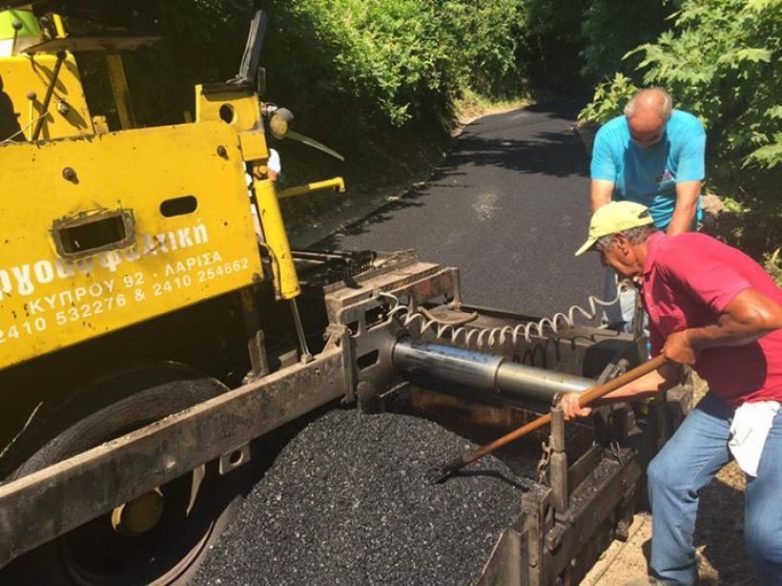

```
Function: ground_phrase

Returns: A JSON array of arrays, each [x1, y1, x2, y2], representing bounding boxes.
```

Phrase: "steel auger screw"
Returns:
[[216, 145, 228, 158], [62, 167, 77, 182]]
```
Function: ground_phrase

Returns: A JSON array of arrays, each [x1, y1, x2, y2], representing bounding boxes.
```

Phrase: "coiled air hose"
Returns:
[[379, 287, 624, 349]]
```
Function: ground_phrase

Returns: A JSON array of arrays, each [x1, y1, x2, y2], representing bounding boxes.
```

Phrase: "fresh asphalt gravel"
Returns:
[[194, 409, 530, 586]]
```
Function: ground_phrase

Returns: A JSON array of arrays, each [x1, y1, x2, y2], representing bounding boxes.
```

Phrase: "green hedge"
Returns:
[[264, 0, 525, 126], [112, 1, 526, 128], [95, 0, 529, 188]]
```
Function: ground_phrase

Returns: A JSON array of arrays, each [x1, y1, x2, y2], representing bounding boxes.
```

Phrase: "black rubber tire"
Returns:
[[1, 375, 244, 586]]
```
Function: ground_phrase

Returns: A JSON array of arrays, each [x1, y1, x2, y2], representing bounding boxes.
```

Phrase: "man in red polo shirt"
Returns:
[[563, 201, 782, 586]]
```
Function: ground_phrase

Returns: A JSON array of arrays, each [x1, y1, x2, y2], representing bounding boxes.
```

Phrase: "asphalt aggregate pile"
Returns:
[[194, 408, 529, 586]]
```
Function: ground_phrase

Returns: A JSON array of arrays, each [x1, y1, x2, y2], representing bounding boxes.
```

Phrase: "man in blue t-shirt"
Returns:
[[590, 88, 706, 333], [591, 88, 706, 232]]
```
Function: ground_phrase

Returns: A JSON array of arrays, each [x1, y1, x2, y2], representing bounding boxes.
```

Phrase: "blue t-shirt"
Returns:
[[590, 110, 706, 230]]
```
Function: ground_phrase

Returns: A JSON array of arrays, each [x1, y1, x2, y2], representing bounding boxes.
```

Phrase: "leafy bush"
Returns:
[[580, 0, 676, 81], [266, 1, 449, 127], [439, 0, 525, 99], [515, 0, 589, 93], [627, 0, 782, 203], [764, 249, 782, 287], [90, 0, 527, 133], [576, 73, 638, 127], [266, 0, 525, 128]]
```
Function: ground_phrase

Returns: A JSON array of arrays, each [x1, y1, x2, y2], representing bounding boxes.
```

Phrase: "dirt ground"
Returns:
[[582, 373, 757, 586], [582, 467, 754, 586]]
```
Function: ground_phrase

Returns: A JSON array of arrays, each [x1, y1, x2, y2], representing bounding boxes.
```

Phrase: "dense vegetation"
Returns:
[[109, 0, 779, 265], [109, 0, 527, 187]]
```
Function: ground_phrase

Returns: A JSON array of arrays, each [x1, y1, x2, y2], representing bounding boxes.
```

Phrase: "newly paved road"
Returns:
[[323, 103, 605, 317]]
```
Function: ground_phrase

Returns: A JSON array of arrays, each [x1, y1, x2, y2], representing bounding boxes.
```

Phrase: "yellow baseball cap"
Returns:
[[575, 201, 654, 256]]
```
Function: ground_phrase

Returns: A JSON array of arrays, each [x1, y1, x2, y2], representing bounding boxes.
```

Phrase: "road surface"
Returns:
[[322, 103, 604, 317]]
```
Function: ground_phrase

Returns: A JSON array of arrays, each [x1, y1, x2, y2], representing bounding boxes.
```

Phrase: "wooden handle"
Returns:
[[457, 354, 667, 469]]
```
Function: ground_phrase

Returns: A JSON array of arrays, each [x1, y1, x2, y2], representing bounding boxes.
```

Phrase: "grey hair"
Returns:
[[624, 88, 673, 121], [595, 225, 658, 251]]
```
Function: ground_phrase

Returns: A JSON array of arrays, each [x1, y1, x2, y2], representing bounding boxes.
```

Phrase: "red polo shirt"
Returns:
[[642, 231, 782, 406]]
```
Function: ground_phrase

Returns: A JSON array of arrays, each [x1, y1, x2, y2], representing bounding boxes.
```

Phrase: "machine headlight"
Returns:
[[268, 107, 294, 139]]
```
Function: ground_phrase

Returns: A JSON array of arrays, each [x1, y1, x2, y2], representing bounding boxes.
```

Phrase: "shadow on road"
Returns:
[[314, 103, 588, 249], [442, 129, 588, 178], [444, 102, 589, 178]]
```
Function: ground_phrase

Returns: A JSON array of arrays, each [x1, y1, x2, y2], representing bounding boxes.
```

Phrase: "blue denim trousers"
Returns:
[[603, 268, 636, 333], [647, 393, 782, 585]]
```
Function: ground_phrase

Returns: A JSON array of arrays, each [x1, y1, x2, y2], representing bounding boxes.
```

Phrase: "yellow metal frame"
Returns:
[[196, 84, 303, 300], [0, 121, 262, 369], [253, 178, 301, 300], [105, 53, 136, 129], [277, 177, 346, 200], [0, 52, 95, 140], [0, 10, 353, 369]]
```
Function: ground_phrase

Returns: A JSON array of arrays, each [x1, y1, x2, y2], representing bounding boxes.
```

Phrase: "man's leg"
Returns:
[[744, 410, 782, 584], [604, 268, 633, 332], [617, 280, 637, 334], [647, 393, 734, 585]]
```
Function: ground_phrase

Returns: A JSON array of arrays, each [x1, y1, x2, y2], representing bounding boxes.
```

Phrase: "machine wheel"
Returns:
[[2, 375, 244, 586]]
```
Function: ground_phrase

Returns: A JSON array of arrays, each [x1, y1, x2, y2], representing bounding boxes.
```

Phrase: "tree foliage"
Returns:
[[514, 0, 588, 93], [630, 0, 782, 166], [580, 0, 782, 254], [105, 0, 526, 133], [579, 0, 676, 80], [577, 73, 638, 127], [629, 0, 782, 210], [265, 0, 524, 128]]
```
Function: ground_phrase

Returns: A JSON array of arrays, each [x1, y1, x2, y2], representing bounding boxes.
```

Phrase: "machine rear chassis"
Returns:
[[0, 252, 691, 585]]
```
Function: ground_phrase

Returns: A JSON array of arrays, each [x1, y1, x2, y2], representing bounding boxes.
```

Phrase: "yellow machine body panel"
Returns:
[[0, 52, 95, 141], [0, 121, 263, 370], [195, 84, 302, 300]]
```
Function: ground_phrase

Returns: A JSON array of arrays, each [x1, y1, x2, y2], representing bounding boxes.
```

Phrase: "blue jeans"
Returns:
[[647, 393, 782, 585], [603, 270, 649, 360], [603, 268, 635, 333]]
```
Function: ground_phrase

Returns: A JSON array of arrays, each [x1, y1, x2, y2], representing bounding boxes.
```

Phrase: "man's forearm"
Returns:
[[590, 180, 614, 212], [598, 362, 681, 403], [686, 292, 782, 351], [561, 362, 681, 419], [687, 319, 776, 351], [666, 203, 697, 235], [667, 181, 700, 235]]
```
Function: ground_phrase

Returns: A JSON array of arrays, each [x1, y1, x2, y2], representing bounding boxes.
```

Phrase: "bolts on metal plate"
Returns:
[[217, 145, 228, 159], [62, 167, 77, 182]]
